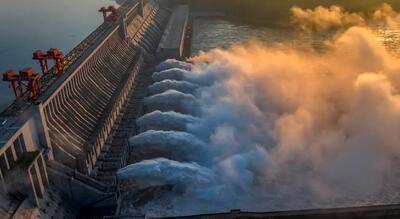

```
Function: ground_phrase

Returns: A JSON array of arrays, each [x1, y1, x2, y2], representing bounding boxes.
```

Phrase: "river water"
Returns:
[[191, 17, 309, 55], [191, 17, 400, 56]]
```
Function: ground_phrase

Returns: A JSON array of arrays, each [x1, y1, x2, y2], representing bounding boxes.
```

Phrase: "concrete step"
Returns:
[[91, 57, 160, 184], [94, 176, 116, 185], [99, 166, 120, 172], [99, 167, 120, 173], [100, 157, 122, 162]]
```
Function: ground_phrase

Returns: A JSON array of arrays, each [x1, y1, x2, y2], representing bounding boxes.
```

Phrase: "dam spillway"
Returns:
[[2, 1, 400, 219]]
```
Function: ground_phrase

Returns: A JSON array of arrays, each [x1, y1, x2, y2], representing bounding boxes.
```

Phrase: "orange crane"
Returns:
[[3, 48, 64, 101], [19, 68, 42, 100], [33, 50, 49, 74], [3, 70, 23, 99], [99, 7, 108, 21], [99, 5, 118, 22], [47, 48, 64, 75], [108, 6, 118, 21], [2, 68, 42, 100]]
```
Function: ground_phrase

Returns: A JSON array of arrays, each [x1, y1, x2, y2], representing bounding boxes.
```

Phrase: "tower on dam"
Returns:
[[0, 0, 190, 218]]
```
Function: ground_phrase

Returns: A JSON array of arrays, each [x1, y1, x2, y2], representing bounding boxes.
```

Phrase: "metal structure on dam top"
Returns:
[[0, 0, 400, 218]]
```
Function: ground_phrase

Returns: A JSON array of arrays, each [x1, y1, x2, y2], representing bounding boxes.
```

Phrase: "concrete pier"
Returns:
[[157, 5, 190, 61]]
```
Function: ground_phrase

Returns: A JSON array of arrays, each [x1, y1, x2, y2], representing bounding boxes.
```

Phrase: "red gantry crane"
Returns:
[[99, 6, 108, 21], [3, 70, 23, 99], [2, 68, 42, 101], [47, 48, 65, 75], [108, 6, 118, 21], [33, 50, 49, 74], [3, 48, 65, 102], [99, 5, 118, 22]]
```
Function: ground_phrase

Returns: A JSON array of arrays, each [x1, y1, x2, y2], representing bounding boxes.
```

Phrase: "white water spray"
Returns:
[[120, 5, 400, 217], [148, 80, 199, 95], [144, 90, 200, 115], [118, 158, 215, 190], [152, 68, 189, 82], [137, 111, 199, 132], [155, 59, 192, 72], [129, 130, 207, 163]]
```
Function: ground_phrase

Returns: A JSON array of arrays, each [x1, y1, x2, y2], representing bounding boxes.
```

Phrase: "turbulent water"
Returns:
[[118, 4, 400, 217], [191, 17, 400, 56], [191, 17, 319, 55]]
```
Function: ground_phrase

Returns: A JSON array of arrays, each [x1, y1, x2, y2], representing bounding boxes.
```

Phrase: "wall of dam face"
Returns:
[[0, 0, 174, 218], [40, 0, 169, 174], [45, 0, 173, 206]]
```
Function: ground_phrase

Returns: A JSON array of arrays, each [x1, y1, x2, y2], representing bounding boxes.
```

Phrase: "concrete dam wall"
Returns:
[[39, 0, 169, 175], [0, 0, 182, 218]]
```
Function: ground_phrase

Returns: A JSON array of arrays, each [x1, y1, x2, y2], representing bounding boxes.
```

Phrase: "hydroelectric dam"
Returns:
[[0, 0, 400, 218]]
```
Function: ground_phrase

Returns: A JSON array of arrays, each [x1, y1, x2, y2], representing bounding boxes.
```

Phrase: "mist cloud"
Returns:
[[148, 80, 199, 95], [136, 111, 199, 132], [291, 5, 365, 31], [291, 3, 400, 32], [120, 16, 400, 217], [372, 3, 400, 27]]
